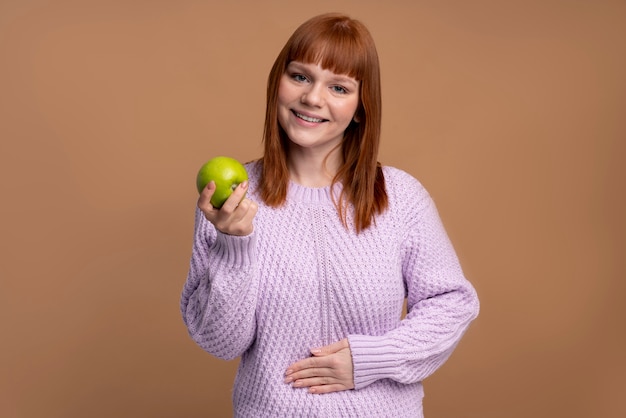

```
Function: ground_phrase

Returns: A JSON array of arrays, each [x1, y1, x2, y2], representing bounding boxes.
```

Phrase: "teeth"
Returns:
[[296, 112, 323, 123]]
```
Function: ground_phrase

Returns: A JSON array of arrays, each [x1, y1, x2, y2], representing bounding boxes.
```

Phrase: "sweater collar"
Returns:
[[286, 180, 343, 204]]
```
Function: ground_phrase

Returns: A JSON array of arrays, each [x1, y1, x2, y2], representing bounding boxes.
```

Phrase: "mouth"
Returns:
[[292, 110, 326, 123]]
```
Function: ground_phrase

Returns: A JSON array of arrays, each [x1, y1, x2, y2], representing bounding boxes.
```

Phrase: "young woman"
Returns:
[[181, 13, 479, 417]]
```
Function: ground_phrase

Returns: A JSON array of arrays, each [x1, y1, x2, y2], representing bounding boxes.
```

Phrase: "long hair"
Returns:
[[260, 13, 388, 233]]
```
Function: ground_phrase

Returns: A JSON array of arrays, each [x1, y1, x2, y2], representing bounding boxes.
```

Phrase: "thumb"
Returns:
[[199, 180, 216, 200], [198, 180, 217, 212], [310, 338, 349, 356]]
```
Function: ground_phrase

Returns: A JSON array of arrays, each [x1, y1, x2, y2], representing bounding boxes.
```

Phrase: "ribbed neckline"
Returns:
[[286, 180, 343, 204]]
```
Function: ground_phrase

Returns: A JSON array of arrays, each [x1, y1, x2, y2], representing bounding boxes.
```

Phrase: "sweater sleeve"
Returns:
[[180, 207, 259, 360], [348, 185, 479, 389]]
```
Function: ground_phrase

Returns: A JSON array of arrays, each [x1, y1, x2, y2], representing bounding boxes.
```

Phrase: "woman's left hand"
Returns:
[[284, 338, 354, 394]]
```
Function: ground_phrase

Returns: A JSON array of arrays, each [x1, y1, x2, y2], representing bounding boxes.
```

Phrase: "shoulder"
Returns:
[[244, 159, 262, 179], [379, 165, 438, 227], [380, 166, 448, 244], [382, 165, 431, 204]]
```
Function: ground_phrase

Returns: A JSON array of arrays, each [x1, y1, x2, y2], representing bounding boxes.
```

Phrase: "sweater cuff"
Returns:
[[212, 230, 257, 269], [348, 334, 403, 390]]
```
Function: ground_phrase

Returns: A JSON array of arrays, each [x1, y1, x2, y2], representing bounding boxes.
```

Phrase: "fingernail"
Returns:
[[284, 376, 293, 384], [311, 348, 322, 354], [241, 180, 249, 189], [285, 369, 293, 376]]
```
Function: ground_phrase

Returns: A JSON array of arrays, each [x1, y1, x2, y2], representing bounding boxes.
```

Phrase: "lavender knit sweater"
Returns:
[[181, 161, 479, 417]]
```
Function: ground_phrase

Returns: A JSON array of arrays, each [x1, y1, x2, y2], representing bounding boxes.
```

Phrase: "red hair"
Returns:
[[260, 13, 388, 232]]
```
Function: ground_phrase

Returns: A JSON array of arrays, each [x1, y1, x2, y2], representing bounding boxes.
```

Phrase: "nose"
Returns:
[[301, 83, 324, 107]]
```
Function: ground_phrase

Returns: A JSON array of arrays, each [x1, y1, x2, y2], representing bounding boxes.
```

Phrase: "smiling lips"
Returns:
[[293, 110, 326, 123]]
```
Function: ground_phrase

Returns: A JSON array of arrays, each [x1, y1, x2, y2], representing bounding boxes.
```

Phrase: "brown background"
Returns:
[[1, 0, 624, 417]]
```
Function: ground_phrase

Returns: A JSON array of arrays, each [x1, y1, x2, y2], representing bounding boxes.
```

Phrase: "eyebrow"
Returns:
[[330, 75, 359, 88], [287, 62, 359, 87]]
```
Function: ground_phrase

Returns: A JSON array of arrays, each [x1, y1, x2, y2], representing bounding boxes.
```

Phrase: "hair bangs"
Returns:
[[287, 25, 367, 80]]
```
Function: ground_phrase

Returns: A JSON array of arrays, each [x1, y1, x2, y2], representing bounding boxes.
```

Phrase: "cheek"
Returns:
[[337, 99, 360, 123], [276, 82, 291, 126], [277, 77, 295, 104], [276, 104, 291, 132]]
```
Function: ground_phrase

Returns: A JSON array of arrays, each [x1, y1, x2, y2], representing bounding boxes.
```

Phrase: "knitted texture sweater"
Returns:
[[181, 161, 479, 417]]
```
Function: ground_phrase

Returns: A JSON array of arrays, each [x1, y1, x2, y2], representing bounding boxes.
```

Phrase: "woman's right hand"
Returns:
[[198, 180, 258, 236]]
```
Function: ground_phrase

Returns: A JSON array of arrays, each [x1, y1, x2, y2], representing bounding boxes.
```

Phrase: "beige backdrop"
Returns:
[[1, 1, 625, 417]]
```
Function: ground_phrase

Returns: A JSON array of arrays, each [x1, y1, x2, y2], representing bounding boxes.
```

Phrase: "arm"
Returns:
[[180, 182, 259, 360], [348, 193, 479, 389], [284, 187, 478, 393]]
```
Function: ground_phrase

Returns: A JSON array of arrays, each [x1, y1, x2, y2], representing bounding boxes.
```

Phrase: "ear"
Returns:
[[353, 115, 360, 123]]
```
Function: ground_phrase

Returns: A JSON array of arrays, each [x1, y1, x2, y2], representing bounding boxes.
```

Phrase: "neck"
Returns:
[[287, 144, 342, 188]]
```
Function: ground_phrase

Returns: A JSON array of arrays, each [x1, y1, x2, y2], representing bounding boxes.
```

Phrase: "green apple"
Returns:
[[196, 156, 248, 208]]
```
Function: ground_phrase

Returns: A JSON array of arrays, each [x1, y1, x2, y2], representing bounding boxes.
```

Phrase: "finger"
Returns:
[[198, 181, 217, 214], [290, 375, 336, 388], [243, 199, 258, 222], [308, 383, 349, 394], [284, 367, 329, 383], [219, 181, 249, 214], [232, 197, 254, 220], [226, 199, 257, 236], [311, 339, 349, 356], [286, 356, 323, 376], [234, 199, 258, 227]]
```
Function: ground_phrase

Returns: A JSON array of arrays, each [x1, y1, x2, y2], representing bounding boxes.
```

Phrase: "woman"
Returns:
[[181, 13, 479, 417]]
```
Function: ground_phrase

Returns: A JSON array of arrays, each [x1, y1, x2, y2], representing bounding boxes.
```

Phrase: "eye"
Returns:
[[292, 73, 309, 83], [331, 85, 348, 94]]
